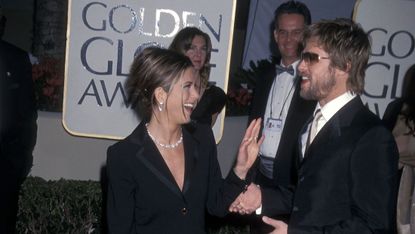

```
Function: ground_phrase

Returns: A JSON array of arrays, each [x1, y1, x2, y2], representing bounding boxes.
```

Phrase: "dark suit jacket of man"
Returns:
[[0, 40, 37, 233], [262, 96, 399, 233], [106, 122, 246, 234], [0, 40, 37, 178], [249, 61, 316, 187]]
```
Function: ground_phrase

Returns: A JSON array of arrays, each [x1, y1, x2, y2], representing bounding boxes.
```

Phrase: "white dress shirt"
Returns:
[[260, 60, 300, 158], [301, 91, 357, 156]]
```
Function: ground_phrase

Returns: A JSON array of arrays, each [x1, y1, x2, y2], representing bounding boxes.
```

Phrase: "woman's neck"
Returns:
[[146, 118, 182, 145]]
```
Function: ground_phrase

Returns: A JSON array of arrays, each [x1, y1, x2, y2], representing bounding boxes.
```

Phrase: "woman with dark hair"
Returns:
[[106, 47, 263, 234], [383, 65, 415, 132], [383, 64, 415, 234], [169, 27, 227, 126]]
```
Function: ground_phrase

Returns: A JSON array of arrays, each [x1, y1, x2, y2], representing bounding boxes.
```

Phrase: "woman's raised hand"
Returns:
[[233, 118, 264, 179]]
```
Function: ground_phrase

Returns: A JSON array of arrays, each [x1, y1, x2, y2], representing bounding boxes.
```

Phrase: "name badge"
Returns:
[[265, 118, 283, 132]]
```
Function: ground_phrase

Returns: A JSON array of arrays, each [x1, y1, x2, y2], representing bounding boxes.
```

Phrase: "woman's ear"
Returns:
[[154, 87, 167, 105]]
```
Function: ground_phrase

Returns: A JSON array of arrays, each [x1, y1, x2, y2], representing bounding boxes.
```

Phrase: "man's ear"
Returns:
[[154, 87, 167, 104], [345, 62, 351, 73], [338, 62, 351, 78], [273, 29, 279, 44], [335, 65, 350, 81]]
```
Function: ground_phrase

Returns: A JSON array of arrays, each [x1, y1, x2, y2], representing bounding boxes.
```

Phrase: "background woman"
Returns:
[[106, 47, 263, 234], [169, 27, 227, 127], [383, 64, 415, 234]]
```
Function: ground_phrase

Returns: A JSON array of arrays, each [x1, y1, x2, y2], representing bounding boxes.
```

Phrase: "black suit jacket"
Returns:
[[0, 40, 37, 182], [262, 97, 399, 233], [249, 61, 316, 186], [106, 122, 245, 234]]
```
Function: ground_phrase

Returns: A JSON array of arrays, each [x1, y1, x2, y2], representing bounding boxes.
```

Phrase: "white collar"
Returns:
[[279, 60, 300, 77], [316, 91, 356, 122]]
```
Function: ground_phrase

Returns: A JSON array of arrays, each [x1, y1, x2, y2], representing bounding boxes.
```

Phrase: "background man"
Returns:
[[0, 13, 37, 233], [247, 1, 315, 224], [244, 2, 316, 232], [249, 0, 315, 188], [232, 18, 399, 233], [249, 1, 315, 186]]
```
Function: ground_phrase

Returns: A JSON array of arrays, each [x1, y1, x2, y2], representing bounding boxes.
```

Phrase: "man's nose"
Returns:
[[298, 59, 307, 74]]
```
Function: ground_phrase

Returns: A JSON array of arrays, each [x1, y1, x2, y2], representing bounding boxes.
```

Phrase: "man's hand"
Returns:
[[262, 216, 288, 234], [229, 183, 261, 214]]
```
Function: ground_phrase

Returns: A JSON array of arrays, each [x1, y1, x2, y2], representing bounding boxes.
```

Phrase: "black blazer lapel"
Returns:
[[129, 123, 201, 198], [182, 126, 200, 194], [301, 97, 363, 162], [301, 115, 341, 164], [296, 114, 313, 166], [131, 123, 183, 198], [274, 79, 316, 183], [248, 64, 278, 124], [279, 77, 315, 152]]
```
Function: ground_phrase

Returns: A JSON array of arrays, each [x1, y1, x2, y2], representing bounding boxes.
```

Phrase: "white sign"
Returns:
[[354, 0, 415, 117], [63, 0, 237, 140]]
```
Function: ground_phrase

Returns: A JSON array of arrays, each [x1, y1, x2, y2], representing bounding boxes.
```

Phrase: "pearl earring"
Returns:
[[158, 102, 163, 112]]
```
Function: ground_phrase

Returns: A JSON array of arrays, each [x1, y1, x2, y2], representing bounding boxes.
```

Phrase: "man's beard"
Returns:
[[300, 68, 336, 101]]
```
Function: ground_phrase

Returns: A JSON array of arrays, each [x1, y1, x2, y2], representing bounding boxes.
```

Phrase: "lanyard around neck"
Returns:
[[270, 75, 298, 118]]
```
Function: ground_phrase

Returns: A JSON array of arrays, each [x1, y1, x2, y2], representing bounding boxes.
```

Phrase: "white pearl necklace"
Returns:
[[145, 123, 183, 149]]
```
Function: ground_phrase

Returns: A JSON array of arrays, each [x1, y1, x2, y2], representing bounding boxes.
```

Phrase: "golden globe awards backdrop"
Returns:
[[354, 0, 415, 117], [63, 0, 236, 140]]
